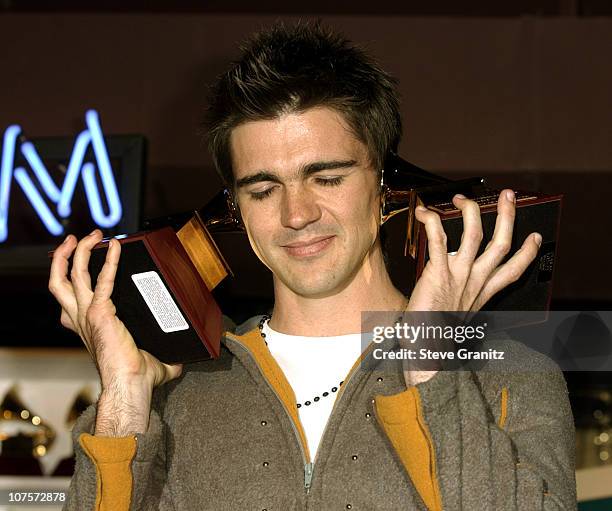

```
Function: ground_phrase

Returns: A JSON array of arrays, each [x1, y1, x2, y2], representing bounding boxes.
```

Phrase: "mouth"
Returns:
[[281, 235, 335, 258]]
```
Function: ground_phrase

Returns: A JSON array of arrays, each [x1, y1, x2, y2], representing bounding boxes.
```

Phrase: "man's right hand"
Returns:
[[48, 229, 183, 436]]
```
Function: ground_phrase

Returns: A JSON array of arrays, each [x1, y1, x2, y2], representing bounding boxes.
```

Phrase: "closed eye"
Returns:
[[315, 176, 344, 186], [250, 187, 276, 201], [249, 176, 344, 201]]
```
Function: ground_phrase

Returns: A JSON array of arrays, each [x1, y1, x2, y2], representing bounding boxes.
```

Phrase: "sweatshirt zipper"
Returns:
[[304, 462, 314, 490], [226, 334, 378, 495]]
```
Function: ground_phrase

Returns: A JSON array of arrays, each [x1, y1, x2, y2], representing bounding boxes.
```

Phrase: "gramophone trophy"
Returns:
[[51, 154, 561, 364], [381, 153, 562, 315], [82, 191, 241, 365]]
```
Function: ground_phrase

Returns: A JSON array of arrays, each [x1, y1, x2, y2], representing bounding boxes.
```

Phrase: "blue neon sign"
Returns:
[[0, 110, 122, 242]]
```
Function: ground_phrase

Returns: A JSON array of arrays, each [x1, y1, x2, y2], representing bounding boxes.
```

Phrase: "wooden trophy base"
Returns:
[[87, 227, 223, 364]]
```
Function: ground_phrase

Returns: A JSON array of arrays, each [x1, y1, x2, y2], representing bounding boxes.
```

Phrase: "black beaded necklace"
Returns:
[[258, 307, 406, 409], [258, 314, 344, 408], [259, 303, 408, 408]]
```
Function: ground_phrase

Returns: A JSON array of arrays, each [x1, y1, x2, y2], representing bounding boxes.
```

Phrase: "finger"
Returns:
[[92, 239, 121, 305], [49, 235, 79, 317], [473, 189, 516, 273], [471, 232, 542, 310], [71, 229, 103, 306], [453, 194, 483, 264], [415, 205, 450, 272]]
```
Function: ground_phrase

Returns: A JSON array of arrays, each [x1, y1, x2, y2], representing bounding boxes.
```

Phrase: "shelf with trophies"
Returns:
[[0, 347, 100, 510]]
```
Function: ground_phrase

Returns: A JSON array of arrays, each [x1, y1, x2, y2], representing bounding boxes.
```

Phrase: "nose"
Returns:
[[280, 186, 322, 230]]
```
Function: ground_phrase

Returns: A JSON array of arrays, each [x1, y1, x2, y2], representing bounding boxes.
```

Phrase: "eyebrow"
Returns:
[[235, 159, 357, 189]]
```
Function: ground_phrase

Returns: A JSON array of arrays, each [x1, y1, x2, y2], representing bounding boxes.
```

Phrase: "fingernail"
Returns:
[[62, 235, 70, 244], [506, 190, 515, 203], [454, 194, 466, 200], [533, 233, 542, 246], [88, 229, 98, 236], [416, 205, 427, 212]]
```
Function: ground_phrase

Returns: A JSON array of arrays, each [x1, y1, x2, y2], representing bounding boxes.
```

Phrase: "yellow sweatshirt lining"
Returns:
[[79, 433, 137, 511], [374, 387, 443, 511], [499, 387, 509, 428]]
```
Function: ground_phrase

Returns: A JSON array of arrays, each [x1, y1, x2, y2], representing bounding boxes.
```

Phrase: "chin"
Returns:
[[277, 266, 349, 299]]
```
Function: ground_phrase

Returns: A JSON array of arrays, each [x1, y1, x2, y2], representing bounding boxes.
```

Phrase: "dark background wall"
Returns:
[[1, 14, 611, 176], [0, 8, 611, 343]]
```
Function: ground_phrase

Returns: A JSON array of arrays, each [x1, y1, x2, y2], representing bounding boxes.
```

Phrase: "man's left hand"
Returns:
[[402, 189, 542, 386]]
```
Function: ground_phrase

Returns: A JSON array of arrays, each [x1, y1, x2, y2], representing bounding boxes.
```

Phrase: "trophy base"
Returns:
[[89, 227, 222, 364]]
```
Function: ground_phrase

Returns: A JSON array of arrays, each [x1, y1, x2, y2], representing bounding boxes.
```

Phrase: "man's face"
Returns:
[[230, 107, 382, 299]]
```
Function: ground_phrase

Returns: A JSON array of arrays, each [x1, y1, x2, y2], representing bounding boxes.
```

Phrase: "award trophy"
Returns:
[[83, 191, 241, 365], [50, 154, 561, 363], [381, 153, 562, 314]]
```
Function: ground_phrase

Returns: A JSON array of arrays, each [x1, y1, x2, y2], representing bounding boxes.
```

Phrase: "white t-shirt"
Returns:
[[262, 320, 367, 461]]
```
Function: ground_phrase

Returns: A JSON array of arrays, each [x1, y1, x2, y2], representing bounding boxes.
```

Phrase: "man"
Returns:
[[49, 22, 576, 510]]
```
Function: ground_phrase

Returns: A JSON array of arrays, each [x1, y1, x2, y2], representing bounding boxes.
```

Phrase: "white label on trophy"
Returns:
[[131, 271, 189, 333]]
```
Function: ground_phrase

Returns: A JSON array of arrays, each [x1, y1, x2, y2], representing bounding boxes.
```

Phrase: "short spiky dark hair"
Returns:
[[204, 21, 402, 186]]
